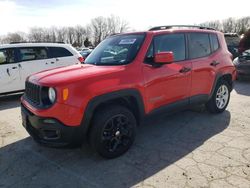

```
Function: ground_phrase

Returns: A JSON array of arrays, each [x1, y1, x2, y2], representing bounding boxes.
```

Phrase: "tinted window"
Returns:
[[154, 34, 186, 61], [19, 47, 48, 61], [0, 48, 15, 65], [49, 47, 73, 58], [210, 34, 219, 52], [188, 33, 211, 59]]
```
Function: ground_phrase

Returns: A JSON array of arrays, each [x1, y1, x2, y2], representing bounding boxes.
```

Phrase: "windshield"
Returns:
[[85, 34, 145, 65]]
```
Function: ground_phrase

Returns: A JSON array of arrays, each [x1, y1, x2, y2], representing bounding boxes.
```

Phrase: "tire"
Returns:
[[89, 105, 137, 159], [206, 79, 231, 113]]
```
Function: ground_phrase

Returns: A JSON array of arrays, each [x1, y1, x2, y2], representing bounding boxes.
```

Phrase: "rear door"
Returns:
[[143, 33, 192, 112], [48, 47, 76, 67], [188, 32, 219, 97], [0, 48, 22, 93], [17, 47, 50, 88]]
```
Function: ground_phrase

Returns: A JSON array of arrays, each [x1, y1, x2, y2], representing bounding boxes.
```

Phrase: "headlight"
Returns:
[[48, 87, 56, 103]]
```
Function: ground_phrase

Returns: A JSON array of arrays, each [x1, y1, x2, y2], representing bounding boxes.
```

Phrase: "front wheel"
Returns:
[[206, 80, 231, 113], [89, 105, 137, 159]]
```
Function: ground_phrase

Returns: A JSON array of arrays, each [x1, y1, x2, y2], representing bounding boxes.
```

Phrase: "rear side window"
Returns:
[[0, 48, 15, 65], [188, 33, 211, 59], [19, 47, 48, 62], [147, 33, 186, 62], [210, 34, 220, 52], [49, 47, 73, 58]]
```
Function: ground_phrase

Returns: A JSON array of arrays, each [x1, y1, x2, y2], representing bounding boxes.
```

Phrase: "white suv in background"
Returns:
[[0, 43, 84, 94]]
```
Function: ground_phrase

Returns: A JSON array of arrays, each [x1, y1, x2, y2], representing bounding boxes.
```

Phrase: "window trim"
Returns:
[[144, 32, 187, 64]]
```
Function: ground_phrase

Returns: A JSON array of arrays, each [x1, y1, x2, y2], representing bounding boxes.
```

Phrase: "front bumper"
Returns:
[[21, 104, 83, 147]]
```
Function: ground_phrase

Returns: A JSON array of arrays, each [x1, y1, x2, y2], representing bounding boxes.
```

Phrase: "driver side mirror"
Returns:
[[154, 51, 174, 64]]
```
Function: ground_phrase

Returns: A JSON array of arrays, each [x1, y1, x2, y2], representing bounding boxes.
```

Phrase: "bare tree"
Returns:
[[235, 17, 250, 34], [222, 18, 236, 33], [200, 20, 222, 31], [0, 32, 27, 44], [0, 15, 130, 46], [89, 15, 129, 46]]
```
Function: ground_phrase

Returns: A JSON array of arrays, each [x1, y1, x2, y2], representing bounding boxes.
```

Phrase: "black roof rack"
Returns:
[[9, 41, 65, 44], [149, 25, 216, 31]]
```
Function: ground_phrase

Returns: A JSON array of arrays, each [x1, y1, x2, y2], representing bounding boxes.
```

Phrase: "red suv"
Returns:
[[21, 25, 236, 158]]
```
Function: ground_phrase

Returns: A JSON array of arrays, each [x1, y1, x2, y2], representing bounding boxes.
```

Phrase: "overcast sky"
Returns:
[[0, 0, 250, 35]]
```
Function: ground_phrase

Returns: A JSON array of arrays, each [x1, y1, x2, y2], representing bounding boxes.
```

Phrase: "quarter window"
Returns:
[[19, 47, 48, 61], [188, 33, 211, 59], [154, 34, 186, 62], [0, 49, 15, 65], [49, 47, 73, 58], [210, 34, 219, 52]]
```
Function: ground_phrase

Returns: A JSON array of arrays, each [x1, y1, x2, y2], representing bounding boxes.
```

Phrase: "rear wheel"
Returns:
[[89, 105, 137, 159], [206, 79, 230, 113]]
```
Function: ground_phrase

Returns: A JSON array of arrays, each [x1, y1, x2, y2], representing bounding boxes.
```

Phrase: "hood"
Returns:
[[28, 64, 125, 86]]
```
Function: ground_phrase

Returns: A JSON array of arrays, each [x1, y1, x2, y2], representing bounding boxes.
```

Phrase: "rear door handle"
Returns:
[[210, 60, 220, 66], [179, 67, 191, 73], [51, 62, 55, 64], [6, 68, 10, 76], [12, 67, 18, 69]]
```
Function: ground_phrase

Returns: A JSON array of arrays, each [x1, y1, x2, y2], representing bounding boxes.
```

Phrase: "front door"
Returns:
[[0, 48, 21, 93], [143, 33, 192, 113]]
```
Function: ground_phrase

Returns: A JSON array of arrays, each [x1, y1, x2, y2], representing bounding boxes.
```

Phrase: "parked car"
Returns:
[[233, 49, 250, 79], [239, 29, 250, 54], [0, 43, 84, 94], [79, 48, 92, 59], [21, 25, 236, 158], [224, 33, 241, 59]]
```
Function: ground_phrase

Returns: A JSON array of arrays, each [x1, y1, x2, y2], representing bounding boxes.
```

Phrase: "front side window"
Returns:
[[188, 33, 211, 59], [145, 33, 186, 63], [19, 47, 48, 61], [0, 48, 15, 65], [154, 34, 186, 62], [85, 34, 145, 65]]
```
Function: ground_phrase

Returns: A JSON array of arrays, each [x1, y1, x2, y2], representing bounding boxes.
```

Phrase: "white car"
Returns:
[[0, 43, 84, 94]]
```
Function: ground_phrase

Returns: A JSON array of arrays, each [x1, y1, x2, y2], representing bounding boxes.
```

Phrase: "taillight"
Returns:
[[78, 56, 85, 63]]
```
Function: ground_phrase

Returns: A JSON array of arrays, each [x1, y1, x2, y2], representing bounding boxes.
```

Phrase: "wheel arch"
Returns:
[[209, 73, 233, 99], [79, 89, 145, 139]]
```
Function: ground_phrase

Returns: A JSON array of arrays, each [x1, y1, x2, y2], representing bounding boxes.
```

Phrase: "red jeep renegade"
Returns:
[[21, 25, 236, 158]]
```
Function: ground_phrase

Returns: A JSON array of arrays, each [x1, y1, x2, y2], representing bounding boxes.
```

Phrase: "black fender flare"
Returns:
[[209, 73, 233, 99], [79, 89, 145, 138]]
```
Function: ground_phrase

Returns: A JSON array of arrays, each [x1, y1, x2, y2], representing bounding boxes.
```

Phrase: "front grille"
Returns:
[[25, 82, 41, 106]]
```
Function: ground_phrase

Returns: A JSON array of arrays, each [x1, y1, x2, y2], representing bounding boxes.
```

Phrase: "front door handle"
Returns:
[[179, 67, 191, 73], [210, 60, 220, 66], [12, 67, 18, 69], [51, 62, 55, 64]]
